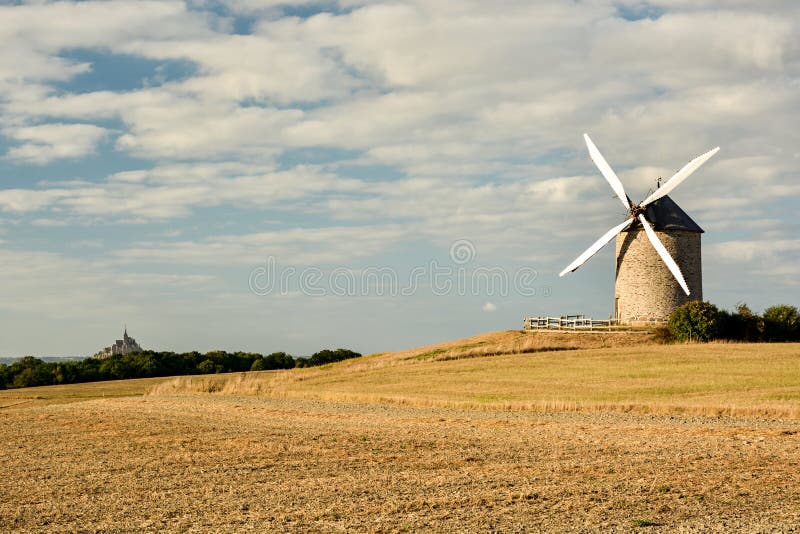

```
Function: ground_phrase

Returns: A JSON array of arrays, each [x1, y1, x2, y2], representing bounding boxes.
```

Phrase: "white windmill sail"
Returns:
[[559, 218, 634, 277], [637, 215, 690, 295], [640, 147, 720, 208], [583, 134, 632, 211]]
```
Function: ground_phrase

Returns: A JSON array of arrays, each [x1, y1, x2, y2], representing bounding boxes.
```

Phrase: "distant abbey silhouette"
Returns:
[[93, 326, 143, 359]]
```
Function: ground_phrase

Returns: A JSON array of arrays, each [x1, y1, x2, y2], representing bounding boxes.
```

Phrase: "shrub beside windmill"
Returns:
[[560, 134, 719, 325]]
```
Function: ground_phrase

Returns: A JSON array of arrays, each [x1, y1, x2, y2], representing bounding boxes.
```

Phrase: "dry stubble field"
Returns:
[[1, 331, 799, 532]]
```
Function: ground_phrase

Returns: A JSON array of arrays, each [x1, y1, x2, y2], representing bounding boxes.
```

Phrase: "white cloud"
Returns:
[[3, 1, 798, 175], [591, 12, 795, 84], [115, 224, 410, 266], [710, 239, 800, 263], [482, 301, 497, 312], [0, 1, 216, 108], [0, 163, 362, 218], [4, 123, 108, 164], [124, 34, 359, 104], [705, 237, 800, 301], [0, 1, 213, 52], [0, 189, 64, 212]]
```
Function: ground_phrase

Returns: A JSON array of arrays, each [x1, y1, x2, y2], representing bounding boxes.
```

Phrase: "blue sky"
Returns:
[[1, 0, 798, 357]]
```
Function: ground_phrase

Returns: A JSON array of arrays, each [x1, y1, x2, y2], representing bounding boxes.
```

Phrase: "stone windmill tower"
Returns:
[[560, 134, 718, 324], [614, 196, 703, 324]]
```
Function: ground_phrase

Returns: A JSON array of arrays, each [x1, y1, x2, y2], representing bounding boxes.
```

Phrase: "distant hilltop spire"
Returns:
[[93, 325, 142, 359]]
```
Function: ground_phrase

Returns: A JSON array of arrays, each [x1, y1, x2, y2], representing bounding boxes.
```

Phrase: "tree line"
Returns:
[[659, 302, 800, 343], [0, 348, 361, 390]]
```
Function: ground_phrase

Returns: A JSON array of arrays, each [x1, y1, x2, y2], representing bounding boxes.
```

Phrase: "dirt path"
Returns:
[[2, 395, 799, 532]]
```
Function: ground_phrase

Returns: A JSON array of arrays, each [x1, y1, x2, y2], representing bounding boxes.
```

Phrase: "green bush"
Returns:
[[667, 301, 720, 342], [309, 348, 362, 366], [762, 305, 800, 342], [263, 352, 296, 369], [8, 356, 54, 387], [652, 325, 675, 344], [716, 304, 764, 341], [734, 303, 763, 341], [197, 359, 218, 374]]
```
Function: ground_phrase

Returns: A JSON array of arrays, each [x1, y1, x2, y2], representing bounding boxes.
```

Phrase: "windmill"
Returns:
[[560, 134, 719, 324]]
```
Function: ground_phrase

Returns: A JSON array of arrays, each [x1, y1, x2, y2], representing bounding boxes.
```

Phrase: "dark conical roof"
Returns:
[[638, 195, 703, 233]]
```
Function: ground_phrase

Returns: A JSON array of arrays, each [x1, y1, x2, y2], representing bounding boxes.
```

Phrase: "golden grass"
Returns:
[[151, 333, 800, 419], [354, 329, 655, 365], [0, 375, 172, 408]]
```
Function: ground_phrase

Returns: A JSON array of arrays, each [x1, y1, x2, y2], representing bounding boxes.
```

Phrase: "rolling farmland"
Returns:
[[2, 332, 799, 531]]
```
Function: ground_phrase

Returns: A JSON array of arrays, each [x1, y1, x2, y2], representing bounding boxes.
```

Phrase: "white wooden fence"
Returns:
[[523, 315, 619, 331]]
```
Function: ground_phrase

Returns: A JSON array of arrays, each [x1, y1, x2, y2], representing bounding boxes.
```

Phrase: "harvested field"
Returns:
[[1, 334, 799, 531], [1, 395, 799, 532]]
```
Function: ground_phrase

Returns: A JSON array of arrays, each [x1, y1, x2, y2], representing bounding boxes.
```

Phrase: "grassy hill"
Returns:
[[149, 330, 800, 419]]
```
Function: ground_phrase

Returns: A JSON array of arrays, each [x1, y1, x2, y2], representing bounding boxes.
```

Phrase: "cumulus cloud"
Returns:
[[3, 123, 108, 164]]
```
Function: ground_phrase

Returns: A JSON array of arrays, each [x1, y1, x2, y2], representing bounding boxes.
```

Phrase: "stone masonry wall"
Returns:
[[614, 229, 702, 325]]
